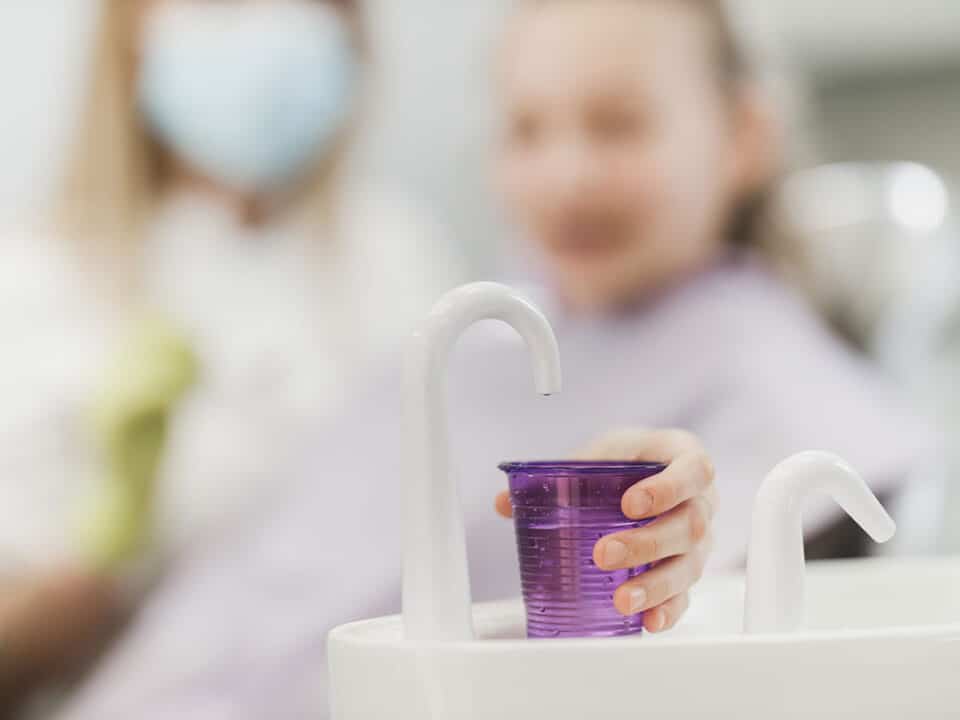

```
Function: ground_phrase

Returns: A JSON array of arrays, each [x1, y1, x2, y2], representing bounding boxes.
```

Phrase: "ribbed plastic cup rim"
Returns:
[[498, 461, 666, 475]]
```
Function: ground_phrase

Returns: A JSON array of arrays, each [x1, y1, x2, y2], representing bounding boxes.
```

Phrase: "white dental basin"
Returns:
[[330, 557, 960, 719], [682, 556, 960, 636], [328, 284, 960, 719]]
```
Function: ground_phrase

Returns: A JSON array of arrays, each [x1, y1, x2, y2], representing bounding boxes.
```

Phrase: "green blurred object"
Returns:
[[78, 314, 198, 571]]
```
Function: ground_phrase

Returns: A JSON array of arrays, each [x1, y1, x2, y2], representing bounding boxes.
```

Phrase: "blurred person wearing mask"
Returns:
[[0, 0, 458, 709], [47, 1, 930, 718]]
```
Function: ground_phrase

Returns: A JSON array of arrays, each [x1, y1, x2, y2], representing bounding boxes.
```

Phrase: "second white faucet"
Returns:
[[744, 451, 897, 634]]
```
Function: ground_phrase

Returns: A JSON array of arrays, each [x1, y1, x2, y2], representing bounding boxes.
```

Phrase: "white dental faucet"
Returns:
[[403, 283, 563, 643], [744, 451, 897, 634]]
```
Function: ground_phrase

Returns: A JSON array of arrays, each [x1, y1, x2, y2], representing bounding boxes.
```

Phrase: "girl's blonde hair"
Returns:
[[55, 0, 365, 266]]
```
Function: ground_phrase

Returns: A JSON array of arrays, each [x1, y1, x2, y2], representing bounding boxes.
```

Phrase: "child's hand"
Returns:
[[496, 428, 716, 633]]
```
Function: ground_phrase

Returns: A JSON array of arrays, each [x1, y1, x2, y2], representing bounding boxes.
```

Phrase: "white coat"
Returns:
[[0, 186, 457, 569]]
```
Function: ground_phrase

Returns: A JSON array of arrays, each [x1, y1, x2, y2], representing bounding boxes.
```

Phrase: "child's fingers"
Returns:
[[594, 497, 711, 571], [621, 450, 715, 520], [495, 491, 513, 519], [576, 427, 714, 519], [644, 592, 690, 633], [611, 541, 708, 616]]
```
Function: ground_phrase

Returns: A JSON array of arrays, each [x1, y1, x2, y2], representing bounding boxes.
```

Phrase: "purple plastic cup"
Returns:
[[499, 461, 666, 639]]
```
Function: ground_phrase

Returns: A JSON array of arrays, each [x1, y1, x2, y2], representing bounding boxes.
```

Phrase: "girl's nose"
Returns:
[[542, 136, 604, 203]]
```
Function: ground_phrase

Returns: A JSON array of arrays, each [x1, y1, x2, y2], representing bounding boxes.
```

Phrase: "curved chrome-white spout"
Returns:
[[402, 283, 562, 642], [744, 451, 896, 634]]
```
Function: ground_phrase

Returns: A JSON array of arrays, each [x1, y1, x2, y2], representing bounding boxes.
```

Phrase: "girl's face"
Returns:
[[498, 0, 764, 311]]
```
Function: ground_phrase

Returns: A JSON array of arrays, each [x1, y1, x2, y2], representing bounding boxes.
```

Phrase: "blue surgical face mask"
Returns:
[[139, 2, 357, 193]]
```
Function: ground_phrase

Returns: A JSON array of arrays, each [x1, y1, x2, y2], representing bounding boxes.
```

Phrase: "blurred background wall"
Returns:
[[0, 1, 94, 228]]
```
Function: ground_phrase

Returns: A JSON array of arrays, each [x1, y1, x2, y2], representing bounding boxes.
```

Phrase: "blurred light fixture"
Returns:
[[774, 161, 954, 344], [885, 163, 949, 233], [778, 162, 951, 236]]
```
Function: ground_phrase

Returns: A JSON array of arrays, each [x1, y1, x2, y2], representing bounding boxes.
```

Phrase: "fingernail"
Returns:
[[646, 609, 665, 632], [628, 587, 647, 614], [628, 489, 653, 518], [601, 540, 629, 568]]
